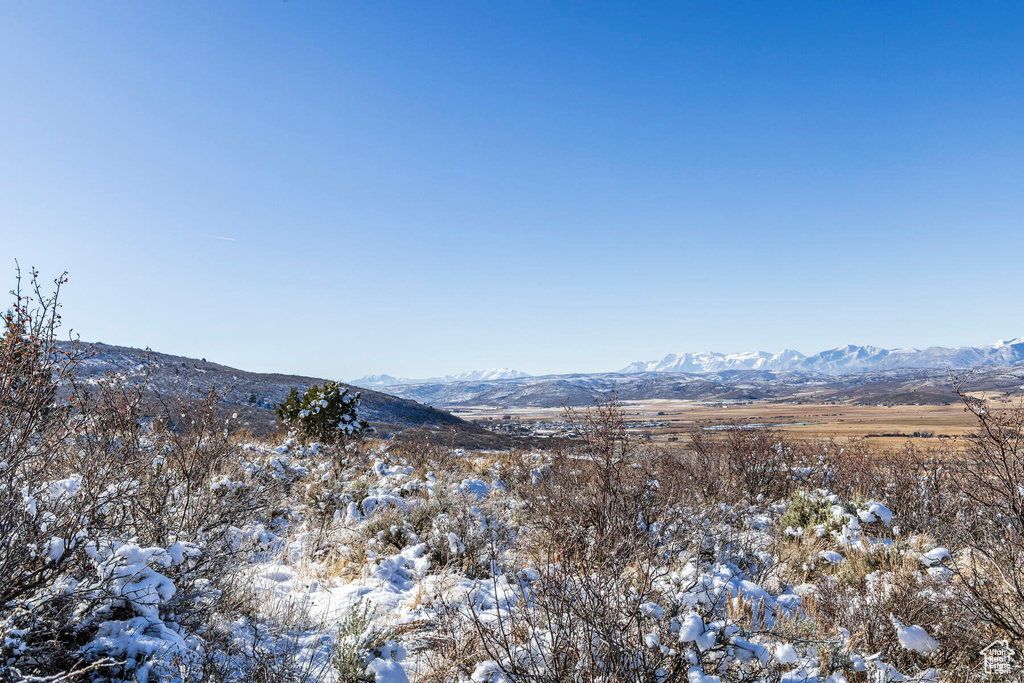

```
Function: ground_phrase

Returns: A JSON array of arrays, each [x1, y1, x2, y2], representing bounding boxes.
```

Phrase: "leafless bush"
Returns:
[[684, 428, 802, 505], [0, 267, 91, 607], [166, 584, 331, 683], [456, 398, 778, 682], [466, 546, 685, 682], [873, 444, 963, 539], [394, 431, 459, 478], [943, 376, 1024, 640], [143, 387, 274, 543], [813, 565, 985, 672], [413, 597, 486, 682], [425, 496, 514, 579], [824, 441, 962, 539], [0, 266, 280, 680], [520, 397, 665, 562]]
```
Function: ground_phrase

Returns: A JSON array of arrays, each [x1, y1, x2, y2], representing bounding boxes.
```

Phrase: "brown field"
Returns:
[[453, 393, 1024, 450]]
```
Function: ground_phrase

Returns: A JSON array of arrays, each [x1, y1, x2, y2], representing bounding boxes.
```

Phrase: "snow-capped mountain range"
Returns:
[[621, 338, 1024, 376], [355, 340, 1024, 388], [352, 368, 530, 387]]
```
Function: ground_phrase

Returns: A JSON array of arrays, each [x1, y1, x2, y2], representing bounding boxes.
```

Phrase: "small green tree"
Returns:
[[276, 381, 371, 444]]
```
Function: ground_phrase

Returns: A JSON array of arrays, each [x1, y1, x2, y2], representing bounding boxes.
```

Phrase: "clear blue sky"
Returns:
[[2, 2, 1023, 379]]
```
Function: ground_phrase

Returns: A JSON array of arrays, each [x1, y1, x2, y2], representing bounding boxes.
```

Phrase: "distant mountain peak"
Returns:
[[621, 339, 1024, 376], [351, 368, 530, 388], [620, 348, 808, 374], [449, 368, 531, 382]]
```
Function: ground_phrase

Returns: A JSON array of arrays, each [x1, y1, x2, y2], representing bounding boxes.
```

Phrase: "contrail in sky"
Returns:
[[205, 234, 236, 242]]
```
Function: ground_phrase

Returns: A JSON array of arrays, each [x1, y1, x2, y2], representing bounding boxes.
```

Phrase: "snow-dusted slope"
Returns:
[[623, 338, 1024, 376], [61, 341, 493, 441]]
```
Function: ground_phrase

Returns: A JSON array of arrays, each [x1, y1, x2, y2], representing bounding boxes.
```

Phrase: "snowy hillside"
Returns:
[[60, 341, 500, 445]]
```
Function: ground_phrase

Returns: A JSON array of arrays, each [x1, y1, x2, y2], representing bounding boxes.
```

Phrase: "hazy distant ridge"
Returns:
[[353, 368, 530, 387], [622, 338, 1024, 376]]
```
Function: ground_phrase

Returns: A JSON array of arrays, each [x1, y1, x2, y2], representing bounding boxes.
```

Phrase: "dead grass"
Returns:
[[460, 400, 984, 449]]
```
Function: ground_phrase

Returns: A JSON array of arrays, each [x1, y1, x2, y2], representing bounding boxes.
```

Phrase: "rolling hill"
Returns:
[[62, 341, 500, 445]]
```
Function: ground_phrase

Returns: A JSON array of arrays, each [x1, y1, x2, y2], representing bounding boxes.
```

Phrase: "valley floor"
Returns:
[[452, 397, 1011, 450]]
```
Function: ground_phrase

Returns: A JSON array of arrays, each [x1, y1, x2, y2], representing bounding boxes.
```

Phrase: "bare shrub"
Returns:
[[825, 441, 961, 539], [686, 427, 798, 505], [813, 564, 985, 673], [943, 377, 1024, 640], [0, 267, 91, 608], [524, 397, 665, 560], [393, 431, 459, 478], [412, 598, 486, 682], [170, 585, 331, 683], [145, 387, 274, 542], [466, 544, 685, 682], [0, 266, 280, 680], [457, 398, 737, 682]]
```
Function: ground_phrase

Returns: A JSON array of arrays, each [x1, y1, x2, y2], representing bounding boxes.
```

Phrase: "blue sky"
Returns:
[[2, 2, 1023, 379]]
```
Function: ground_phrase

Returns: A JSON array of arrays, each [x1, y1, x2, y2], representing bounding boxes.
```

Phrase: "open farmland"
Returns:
[[453, 394, 1023, 449]]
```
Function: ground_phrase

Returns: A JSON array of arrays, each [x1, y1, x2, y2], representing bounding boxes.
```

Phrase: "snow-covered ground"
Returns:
[[1, 412, 999, 683]]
